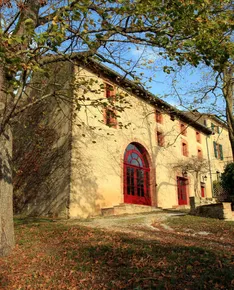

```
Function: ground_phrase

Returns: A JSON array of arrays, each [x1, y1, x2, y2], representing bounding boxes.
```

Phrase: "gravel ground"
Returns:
[[64, 211, 188, 238]]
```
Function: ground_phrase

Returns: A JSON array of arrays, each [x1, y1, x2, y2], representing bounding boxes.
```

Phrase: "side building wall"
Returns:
[[13, 62, 73, 217], [206, 118, 232, 177]]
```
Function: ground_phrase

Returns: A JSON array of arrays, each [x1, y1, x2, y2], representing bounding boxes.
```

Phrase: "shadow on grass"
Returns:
[[8, 218, 234, 290], [60, 230, 234, 289], [14, 216, 56, 225]]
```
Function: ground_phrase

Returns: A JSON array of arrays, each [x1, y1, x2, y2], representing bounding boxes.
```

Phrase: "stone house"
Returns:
[[183, 111, 233, 201], [13, 57, 232, 218]]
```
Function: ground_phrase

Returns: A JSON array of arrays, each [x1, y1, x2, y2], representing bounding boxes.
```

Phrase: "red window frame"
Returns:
[[196, 131, 201, 143], [155, 110, 163, 124], [182, 140, 188, 157], [157, 131, 164, 147], [104, 83, 117, 128], [180, 122, 187, 136]]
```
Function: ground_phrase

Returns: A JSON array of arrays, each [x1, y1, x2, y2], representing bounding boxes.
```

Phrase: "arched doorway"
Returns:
[[123, 143, 151, 205]]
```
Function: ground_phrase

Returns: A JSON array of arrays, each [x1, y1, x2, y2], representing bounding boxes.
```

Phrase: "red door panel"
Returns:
[[201, 185, 205, 197], [124, 144, 151, 206], [177, 177, 188, 205]]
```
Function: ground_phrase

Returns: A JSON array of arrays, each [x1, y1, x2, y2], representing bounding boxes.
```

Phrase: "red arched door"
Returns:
[[124, 143, 151, 205]]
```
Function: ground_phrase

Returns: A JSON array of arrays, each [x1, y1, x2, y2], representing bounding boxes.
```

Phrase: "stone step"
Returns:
[[101, 207, 115, 216], [101, 203, 161, 216], [172, 205, 190, 210]]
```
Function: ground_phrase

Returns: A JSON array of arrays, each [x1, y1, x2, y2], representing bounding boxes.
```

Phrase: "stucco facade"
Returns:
[[13, 58, 232, 218], [68, 62, 216, 217]]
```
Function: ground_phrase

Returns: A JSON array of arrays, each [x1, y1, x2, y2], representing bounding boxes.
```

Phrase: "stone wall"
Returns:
[[13, 61, 73, 218], [191, 202, 234, 221]]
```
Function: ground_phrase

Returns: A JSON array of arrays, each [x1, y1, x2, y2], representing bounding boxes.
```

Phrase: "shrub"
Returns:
[[221, 163, 234, 197]]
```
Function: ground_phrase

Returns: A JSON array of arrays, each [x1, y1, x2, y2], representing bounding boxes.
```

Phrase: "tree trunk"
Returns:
[[0, 0, 41, 256], [223, 64, 234, 161], [0, 66, 14, 257], [0, 128, 14, 256], [194, 172, 199, 197]]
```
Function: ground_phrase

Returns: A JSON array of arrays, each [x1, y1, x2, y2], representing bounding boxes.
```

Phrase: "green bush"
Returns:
[[221, 163, 234, 196]]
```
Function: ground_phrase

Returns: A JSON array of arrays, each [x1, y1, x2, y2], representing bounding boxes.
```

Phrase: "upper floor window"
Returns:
[[182, 140, 188, 157], [157, 131, 164, 147], [203, 119, 207, 127], [180, 123, 187, 136], [155, 110, 163, 124], [104, 83, 117, 128], [211, 123, 220, 134], [211, 122, 215, 132], [213, 142, 223, 160], [105, 109, 117, 128], [196, 131, 201, 143], [105, 83, 115, 99]]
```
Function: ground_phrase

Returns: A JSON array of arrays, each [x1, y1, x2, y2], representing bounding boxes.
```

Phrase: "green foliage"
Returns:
[[221, 163, 234, 195], [0, 0, 232, 135]]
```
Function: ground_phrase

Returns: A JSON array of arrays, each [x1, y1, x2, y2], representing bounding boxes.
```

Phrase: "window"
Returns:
[[180, 123, 187, 136], [211, 123, 220, 134], [105, 83, 115, 99], [104, 83, 117, 128], [211, 122, 215, 132], [170, 114, 176, 121], [197, 148, 202, 159], [157, 131, 164, 147], [213, 142, 223, 160], [105, 109, 117, 127], [182, 140, 188, 157], [196, 131, 201, 143], [155, 110, 163, 124], [203, 119, 207, 127]]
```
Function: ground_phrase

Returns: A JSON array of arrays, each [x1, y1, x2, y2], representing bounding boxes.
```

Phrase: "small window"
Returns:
[[211, 122, 215, 133], [104, 83, 117, 128], [105, 109, 117, 128], [180, 123, 187, 136], [182, 141, 188, 157], [196, 131, 201, 143], [105, 83, 115, 99], [203, 119, 207, 127], [197, 148, 202, 159], [211, 123, 220, 133], [155, 110, 163, 124], [157, 131, 164, 147], [213, 142, 224, 160], [170, 114, 175, 121]]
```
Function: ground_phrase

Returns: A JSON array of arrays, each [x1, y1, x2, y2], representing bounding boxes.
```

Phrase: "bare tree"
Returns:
[[173, 157, 209, 198]]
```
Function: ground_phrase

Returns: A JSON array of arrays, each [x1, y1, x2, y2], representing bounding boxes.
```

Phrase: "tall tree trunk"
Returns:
[[0, 0, 41, 256], [0, 66, 14, 256], [223, 64, 234, 161]]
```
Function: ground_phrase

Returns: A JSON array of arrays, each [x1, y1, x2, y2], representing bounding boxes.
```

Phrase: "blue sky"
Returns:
[[124, 45, 225, 115]]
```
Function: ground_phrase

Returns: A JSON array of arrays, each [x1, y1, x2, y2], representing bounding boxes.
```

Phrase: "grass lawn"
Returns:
[[0, 215, 234, 289]]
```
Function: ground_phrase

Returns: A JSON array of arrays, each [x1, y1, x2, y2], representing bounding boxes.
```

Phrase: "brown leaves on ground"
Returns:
[[0, 216, 234, 290]]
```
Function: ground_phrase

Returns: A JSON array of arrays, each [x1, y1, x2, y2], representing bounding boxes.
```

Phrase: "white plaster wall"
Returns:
[[205, 119, 232, 178]]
